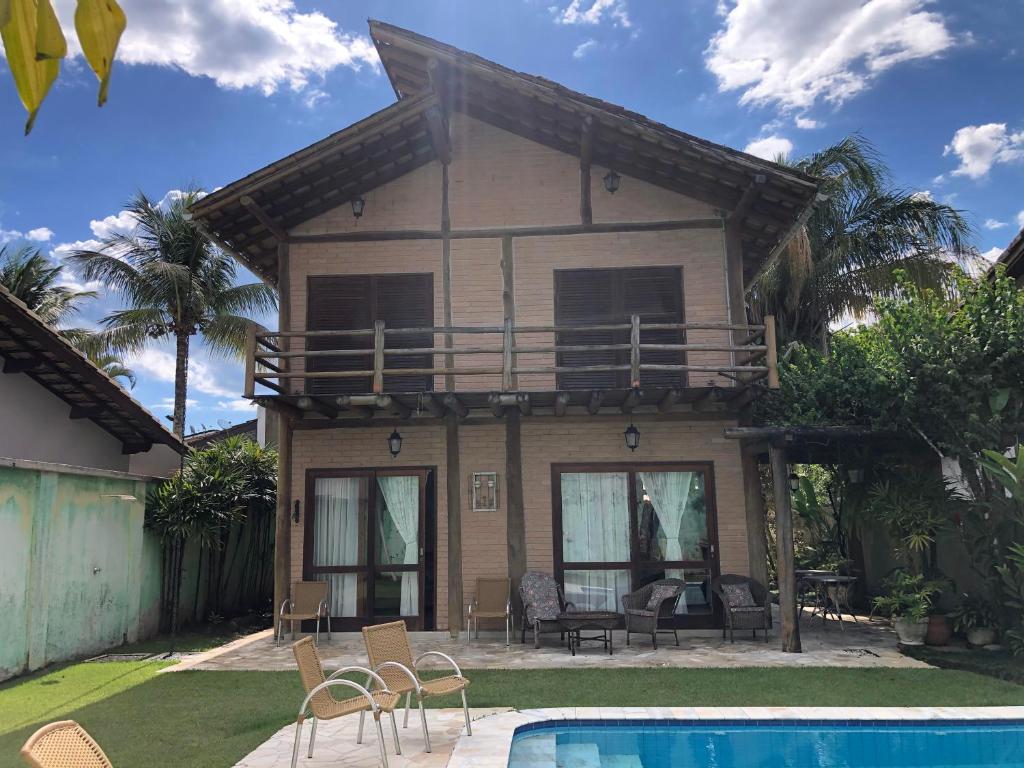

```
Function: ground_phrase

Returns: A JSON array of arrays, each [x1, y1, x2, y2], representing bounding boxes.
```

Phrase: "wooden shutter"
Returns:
[[307, 276, 373, 395], [377, 274, 433, 392], [622, 268, 685, 389]]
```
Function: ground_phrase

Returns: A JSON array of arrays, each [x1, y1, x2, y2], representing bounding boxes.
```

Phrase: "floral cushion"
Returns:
[[519, 571, 562, 623], [721, 582, 756, 608], [645, 584, 680, 612]]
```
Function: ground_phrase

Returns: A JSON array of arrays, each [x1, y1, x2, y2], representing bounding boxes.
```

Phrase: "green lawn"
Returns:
[[2, 663, 1023, 768]]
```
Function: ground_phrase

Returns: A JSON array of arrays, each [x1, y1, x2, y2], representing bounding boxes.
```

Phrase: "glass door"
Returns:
[[554, 463, 719, 627], [306, 469, 427, 629]]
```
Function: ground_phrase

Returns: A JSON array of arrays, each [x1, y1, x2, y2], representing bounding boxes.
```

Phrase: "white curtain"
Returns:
[[564, 569, 631, 613], [561, 473, 630, 563], [640, 471, 705, 615], [314, 478, 363, 617], [377, 475, 420, 616]]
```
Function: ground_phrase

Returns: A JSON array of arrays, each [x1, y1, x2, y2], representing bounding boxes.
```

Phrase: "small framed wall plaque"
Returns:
[[471, 472, 499, 512]]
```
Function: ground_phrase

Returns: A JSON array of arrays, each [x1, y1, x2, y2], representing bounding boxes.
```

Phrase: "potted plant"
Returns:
[[872, 572, 942, 645], [951, 593, 998, 647]]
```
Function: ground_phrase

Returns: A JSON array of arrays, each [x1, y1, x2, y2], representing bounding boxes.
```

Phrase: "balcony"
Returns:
[[244, 315, 779, 421]]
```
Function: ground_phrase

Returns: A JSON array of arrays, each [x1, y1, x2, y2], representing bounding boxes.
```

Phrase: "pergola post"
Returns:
[[770, 445, 801, 652], [742, 454, 770, 589]]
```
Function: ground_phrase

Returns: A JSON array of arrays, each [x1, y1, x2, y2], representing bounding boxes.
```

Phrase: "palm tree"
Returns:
[[0, 244, 96, 326], [67, 189, 277, 437], [749, 135, 973, 351]]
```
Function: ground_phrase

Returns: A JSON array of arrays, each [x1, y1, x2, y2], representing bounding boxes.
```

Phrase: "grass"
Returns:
[[1, 664, 1023, 767], [903, 645, 1024, 686], [118, 629, 249, 656]]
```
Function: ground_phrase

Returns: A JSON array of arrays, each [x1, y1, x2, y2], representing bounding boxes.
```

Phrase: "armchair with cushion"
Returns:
[[711, 574, 771, 642], [621, 578, 684, 649], [518, 571, 574, 648]]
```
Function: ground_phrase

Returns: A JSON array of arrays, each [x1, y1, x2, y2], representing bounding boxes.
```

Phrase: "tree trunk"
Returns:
[[172, 331, 191, 438]]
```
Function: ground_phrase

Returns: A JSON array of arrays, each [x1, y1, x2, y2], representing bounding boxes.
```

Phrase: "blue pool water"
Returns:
[[506, 720, 1024, 768]]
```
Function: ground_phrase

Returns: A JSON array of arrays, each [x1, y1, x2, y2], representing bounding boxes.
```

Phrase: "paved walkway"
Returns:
[[175, 610, 926, 673]]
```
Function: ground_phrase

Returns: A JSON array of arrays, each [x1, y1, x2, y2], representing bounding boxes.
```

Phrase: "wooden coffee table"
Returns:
[[557, 611, 619, 656]]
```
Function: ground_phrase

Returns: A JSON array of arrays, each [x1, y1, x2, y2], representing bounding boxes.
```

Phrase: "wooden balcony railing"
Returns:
[[244, 316, 779, 400]]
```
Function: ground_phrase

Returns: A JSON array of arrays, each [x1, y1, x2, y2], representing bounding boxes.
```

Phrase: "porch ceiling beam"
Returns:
[[443, 392, 469, 418], [554, 391, 570, 417], [120, 441, 152, 455], [517, 393, 532, 416], [726, 174, 766, 228], [254, 395, 303, 420], [587, 390, 604, 415], [657, 389, 679, 414], [69, 405, 105, 420], [488, 394, 505, 418], [421, 393, 447, 418], [240, 195, 288, 242], [621, 387, 643, 414], [424, 105, 452, 165], [296, 395, 338, 419], [3, 356, 42, 373], [333, 395, 383, 420]]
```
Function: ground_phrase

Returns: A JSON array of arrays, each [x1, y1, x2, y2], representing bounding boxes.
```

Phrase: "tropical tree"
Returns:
[[67, 190, 277, 437], [750, 135, 973, 351]]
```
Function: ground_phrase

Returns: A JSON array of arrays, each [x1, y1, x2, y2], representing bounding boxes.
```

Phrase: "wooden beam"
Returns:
[[421, 393, 447, 418], [273, 413, 293, 642], [726, 174, 766, 227], [446, 412, 464, 638], [376, 394, 411, 419], [69, 405, 103, 420], [517, 393, 532, 416], [621, 387, 643, 414], [488, 394, 505, 418], [770, 445, 801, 652], [441, 163, 454, 393], [657, 389, 679, 414], [3, 356, 41, 373], [500, 236, 517, 390], [746, 193, 822, 292], [296, 395, 338, 419], [742, 453, 771, 592], [554, 391, 570, 416], [120, 441, 152, 455], [240, 195, 288, 242], [579, 115, 593, 225], [331, 396, 376, 420], [424, 105, 452, 165], [443, 392, 468, 418], [764, 315, 780, 389], [505, 409, 527, 617], [587, 390, 604, 415]]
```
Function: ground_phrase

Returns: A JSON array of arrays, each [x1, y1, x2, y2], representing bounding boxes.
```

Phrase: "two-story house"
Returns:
[[191, 22, 819, 637]]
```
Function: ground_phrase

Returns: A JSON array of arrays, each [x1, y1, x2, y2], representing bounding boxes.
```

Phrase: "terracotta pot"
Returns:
[[925, 614, 952, 646], [967, 627, 996, 647], [894, 617, 929, 645]]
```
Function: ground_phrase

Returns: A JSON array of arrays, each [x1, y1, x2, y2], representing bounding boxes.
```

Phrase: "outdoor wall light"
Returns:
[[603, 169, 621, 194], [788, 472, 800, 493], [624, 423, 640, 452], [351, 194, 366, 218], [388, 429, 403, 458], [292, 500, 301, 524]]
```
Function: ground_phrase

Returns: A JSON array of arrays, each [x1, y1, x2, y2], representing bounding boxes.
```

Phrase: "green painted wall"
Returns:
[[0, 465, 161, 681]]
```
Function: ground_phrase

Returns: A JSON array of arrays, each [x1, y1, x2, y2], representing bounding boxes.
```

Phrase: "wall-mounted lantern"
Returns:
[[788, 472, 801, 493], [351, 194, 366, 219], [388, 429, 403, 458], [624, 423, 640, 452], [603, 169, 621, 194], [847, 468, 865, 484]]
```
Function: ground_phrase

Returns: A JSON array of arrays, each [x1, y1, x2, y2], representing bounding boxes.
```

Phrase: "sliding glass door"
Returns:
[[554, 463, 719, 627], [305, 468, 429, 630]]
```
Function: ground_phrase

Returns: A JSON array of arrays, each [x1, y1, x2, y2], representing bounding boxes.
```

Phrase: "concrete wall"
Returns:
[[0, 463, 160, 680]]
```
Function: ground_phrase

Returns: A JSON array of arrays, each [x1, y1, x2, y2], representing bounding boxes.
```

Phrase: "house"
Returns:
[[993, 226, 1024, 283], [191, 21, 819, 637], [0, 284, 185, 679]]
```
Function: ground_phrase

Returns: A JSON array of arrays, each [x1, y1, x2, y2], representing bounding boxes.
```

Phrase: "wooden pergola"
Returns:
[[725, 425, 904, 652]]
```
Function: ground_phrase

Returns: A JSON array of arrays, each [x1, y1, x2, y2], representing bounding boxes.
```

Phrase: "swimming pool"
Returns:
[[506, 719, 1024, 768]]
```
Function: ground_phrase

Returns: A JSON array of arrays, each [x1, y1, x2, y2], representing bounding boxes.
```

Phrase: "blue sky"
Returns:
[[0, 0, 1022, 434]]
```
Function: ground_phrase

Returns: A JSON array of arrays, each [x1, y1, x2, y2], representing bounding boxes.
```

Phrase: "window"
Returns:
[[306, 274, 433, 394], [554, 267, 684, 390]]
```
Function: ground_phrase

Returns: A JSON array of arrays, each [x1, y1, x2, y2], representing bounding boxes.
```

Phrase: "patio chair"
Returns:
[[278, 580, 330, 646], [361, 620, 471, 754], [468, 577, 512, 646], [20, 721, 112, 768], [291, 636, 401, 768], [711, 574, 771, 643], [621, 578, 684, 649], [519, 571, 574, 649]]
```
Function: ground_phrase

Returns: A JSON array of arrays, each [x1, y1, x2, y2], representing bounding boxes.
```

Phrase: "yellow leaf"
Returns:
[[74, 0, 125, 107], [0, 0, 11, 28], [1, 0, 60, 134], [34, 0, 66, 60]]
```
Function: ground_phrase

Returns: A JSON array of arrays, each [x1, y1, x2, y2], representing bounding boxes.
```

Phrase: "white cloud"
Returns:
[[149, 396, 199, 412], [943, 123, 1024, 179], [129, 348, 237, 399], [984, 218, 1008, 230], [981, 246, 1003, 262], [25, 227, 54, 242], [1018, 210, 1024, 228], [89, 210, 136, 240], [573, 39, 599, 58], [57, 274, 103, 294], [554, 0, 631, 27], [911, 189, 933, 201], [218, 398, 258, 412], [50, 0, 379, 96], [706, 0, 954, 111], [794, 116, 820, 129], [744, 135, 793, 160]]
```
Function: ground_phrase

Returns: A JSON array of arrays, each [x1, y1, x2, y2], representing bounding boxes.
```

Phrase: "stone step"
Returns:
[[509, 733, 557, 768], [558, 741, 601, 768], [601, 754, 643, 768]]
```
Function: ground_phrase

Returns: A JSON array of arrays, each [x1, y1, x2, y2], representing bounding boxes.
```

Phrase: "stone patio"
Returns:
[[174, 609, 927, 673]]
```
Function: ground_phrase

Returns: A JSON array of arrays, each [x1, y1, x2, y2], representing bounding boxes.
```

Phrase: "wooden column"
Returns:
[[742, 453, 770, 589], [273, 241, 292, 632], [446, 412, 464, 638], [770, 445, 801, 652], [579, 116, 594, 225], [500, 236, 517, 390], [505, 409, 527, 615]]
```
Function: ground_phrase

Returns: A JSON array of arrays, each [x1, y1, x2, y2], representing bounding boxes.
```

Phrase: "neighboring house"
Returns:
[[0, 284, 185, 679], [184, 408, 278, 449], [192, 21, 819, 636], [994, 226, 1024, 283]]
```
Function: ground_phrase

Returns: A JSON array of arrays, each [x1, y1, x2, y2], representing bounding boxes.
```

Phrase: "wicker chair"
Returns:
[[621, 578, 684, 649], [361, 620, 471, 754], [711, 574, 772, 642], [468, 577, 512, 646], [291, 636, 401, 768], [20, 721, 112, 768], [518, 571, 574, 649], [278, 580, 331, 646]]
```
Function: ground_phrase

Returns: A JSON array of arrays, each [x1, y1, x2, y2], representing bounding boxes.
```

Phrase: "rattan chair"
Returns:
[[278, 580, 331, 646], [361, 620, 471, 754], [621, 578, 684, 649], [20, 720, 112, 768], [468, 577, 512, 646], [711, 574, 772, 642], [291, 636, 401, 768]]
